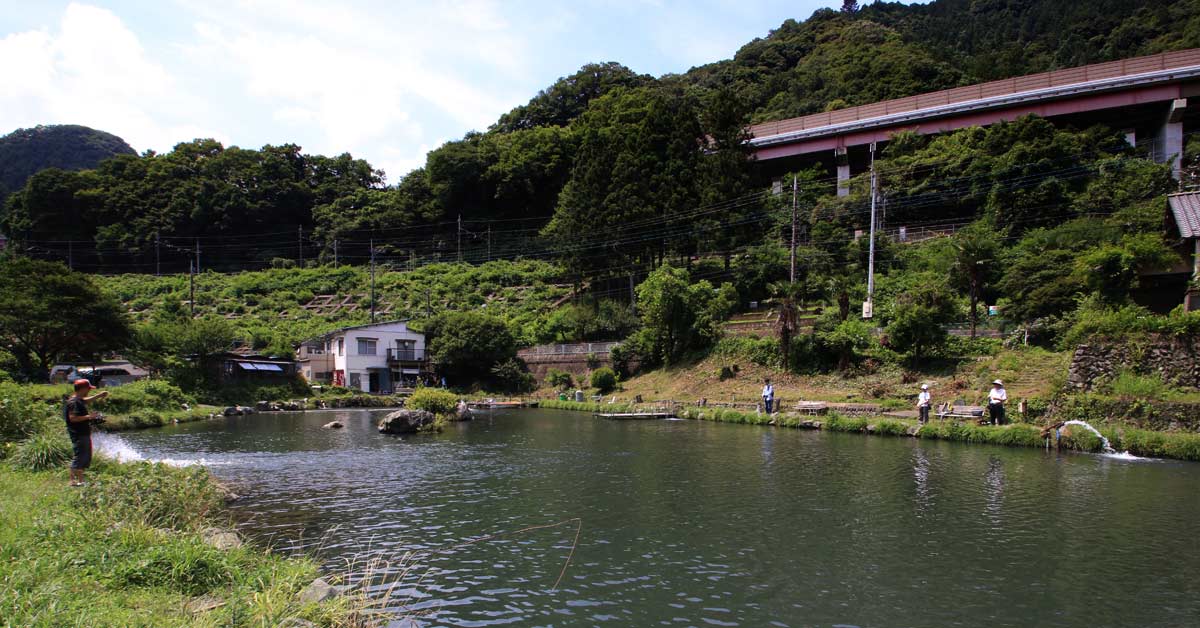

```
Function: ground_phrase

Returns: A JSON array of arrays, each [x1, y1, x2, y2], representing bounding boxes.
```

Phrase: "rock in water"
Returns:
[[378, 409, 436, 434], [322, 420, 344, 429]]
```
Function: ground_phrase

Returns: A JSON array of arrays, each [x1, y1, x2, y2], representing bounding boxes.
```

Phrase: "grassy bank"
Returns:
[[675, 406, 1200, 461], [0, 461, 367, 627], [536, 400, 1200, 462]]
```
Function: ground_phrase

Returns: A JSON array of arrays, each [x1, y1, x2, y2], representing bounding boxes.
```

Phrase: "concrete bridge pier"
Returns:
[[1155, 98, 1187, 179], [836, 146, 850, 197]]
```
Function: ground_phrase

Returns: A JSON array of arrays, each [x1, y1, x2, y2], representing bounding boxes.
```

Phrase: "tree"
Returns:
[[769, 281, 803, 370], [423, 311, 518, 386], [818, 318, 873, 371], [634, 265, 730, 364], [881, 272, 958, 360], [126, 315, 241, 390], [951, 221, 1001, 338], [543, 84, 705, 279], [492, 62, 652, 132], [0, 257, 131, 381]]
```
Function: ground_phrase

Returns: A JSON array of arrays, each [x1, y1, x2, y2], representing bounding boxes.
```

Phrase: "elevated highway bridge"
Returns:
[[749, 49, 1200, 193]]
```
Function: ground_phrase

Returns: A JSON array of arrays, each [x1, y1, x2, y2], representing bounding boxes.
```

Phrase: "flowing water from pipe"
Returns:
[[1061, 419, 1116, 453]]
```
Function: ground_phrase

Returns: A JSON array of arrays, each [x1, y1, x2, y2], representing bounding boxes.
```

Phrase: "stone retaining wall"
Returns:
[[1067, 335, 1200, 391]]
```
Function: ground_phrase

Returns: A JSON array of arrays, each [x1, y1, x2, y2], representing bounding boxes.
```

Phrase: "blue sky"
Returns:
[[0, 1, 843, 182]]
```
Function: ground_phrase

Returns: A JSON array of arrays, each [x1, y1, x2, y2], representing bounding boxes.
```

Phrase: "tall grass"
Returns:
[[0, 461, 387, 626], [8, 431, 72, 470]]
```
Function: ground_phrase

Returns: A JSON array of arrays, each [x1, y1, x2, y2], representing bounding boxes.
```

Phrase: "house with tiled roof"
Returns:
[[1167, 191, 1200, 311]]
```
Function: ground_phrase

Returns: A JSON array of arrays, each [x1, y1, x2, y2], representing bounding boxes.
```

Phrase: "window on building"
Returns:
[[337, 338, 344, 356], [357, 338, 377, 355], [349, 372, 362, 389]]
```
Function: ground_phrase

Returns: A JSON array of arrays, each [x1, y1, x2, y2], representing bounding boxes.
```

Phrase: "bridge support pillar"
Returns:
[[1155, 98, 1187, 179], [835, 147, 850, 197]]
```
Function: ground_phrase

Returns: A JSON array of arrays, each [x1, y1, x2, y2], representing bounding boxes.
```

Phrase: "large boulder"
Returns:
[[378, 409, 436, 434]]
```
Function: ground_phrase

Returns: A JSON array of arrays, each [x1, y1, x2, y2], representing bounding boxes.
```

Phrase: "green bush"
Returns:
[[407, 387, 459, 416], [102, 379, 192, 414], [712, 336, 779, 368], [545, 368, 574, 390], [0, 382, 51, 444], [10, 431, 72, 471], [590, 367, 618, 393], [489, 358, 536, 394], [1103, 369, 1171, 400]]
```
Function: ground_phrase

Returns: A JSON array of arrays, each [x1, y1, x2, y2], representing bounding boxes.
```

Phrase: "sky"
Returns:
[[0, 1, 843, 183]]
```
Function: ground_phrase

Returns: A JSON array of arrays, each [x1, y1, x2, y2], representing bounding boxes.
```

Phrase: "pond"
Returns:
[[113, 408, 1200, 627]]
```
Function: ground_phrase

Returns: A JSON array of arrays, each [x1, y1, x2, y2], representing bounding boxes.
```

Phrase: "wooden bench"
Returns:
[[935, 403, 986, 421]]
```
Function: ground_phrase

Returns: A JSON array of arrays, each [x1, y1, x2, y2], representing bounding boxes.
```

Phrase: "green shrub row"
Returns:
[[538, 399, 635, 414], [672, 405, 1200, 461], [406, 387, 460, 416]]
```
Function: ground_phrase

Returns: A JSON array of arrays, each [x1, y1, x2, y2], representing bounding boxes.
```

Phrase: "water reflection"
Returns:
[[116, 409, 1200, 627]]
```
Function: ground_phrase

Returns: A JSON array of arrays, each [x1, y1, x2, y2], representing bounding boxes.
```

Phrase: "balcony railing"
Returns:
[[387, 348, 427, 362]]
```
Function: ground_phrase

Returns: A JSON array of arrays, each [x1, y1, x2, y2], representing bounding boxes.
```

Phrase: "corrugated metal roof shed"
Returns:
[[1168, 192, 1200, 239]]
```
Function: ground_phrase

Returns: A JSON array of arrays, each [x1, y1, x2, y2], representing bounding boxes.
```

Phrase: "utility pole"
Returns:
[[333, 239, 338, 266], [369, 238, 376, 323], [457, 214, 462, 262], [68, 241, 73, 270], [189, 260, 196, 319], [298, 225, 304, 266], [425, 286, 431, 318], [629, 273, 637, 315], [486, 226, 491, 261], [789, 175, 798, 284], [155, 232, 160, 276], [195, 238, 201, 274], [865, 142, 878, 318]]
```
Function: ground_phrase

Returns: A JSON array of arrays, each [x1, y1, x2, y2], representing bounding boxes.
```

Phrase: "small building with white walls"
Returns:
[[304, 320, 427, 393]]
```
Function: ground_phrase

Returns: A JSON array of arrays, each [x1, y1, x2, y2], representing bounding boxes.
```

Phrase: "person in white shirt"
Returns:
[[917, 384, 932, 424], [988, 380, 1007, 425], [761, 379, 775, 414]]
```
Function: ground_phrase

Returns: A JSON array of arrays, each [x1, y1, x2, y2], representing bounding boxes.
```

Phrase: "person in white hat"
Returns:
[[988, 380, 1007, 425], [917, 383, 932, 424]]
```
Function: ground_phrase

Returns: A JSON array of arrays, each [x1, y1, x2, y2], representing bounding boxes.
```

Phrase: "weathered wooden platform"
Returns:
[[594, 412, 675, 420]]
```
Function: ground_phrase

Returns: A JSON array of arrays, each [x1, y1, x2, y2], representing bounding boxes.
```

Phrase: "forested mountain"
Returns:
[[3, 0, 1198, 275], [0, 124, 136, 207]]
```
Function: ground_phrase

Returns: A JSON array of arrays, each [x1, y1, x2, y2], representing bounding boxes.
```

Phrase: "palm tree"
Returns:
[[952, 222, 999, 339], [769, 281, 804, 370]]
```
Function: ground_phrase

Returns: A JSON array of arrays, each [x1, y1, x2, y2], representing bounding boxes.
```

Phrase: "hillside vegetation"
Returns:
[[0, 124, 136, 206]]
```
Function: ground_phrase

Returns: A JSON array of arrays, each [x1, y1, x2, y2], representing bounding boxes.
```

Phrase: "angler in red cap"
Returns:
[[63, 378, 109, 487]]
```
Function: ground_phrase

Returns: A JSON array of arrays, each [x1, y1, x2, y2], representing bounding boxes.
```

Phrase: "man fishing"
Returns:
[[63, 378, 109, 487]]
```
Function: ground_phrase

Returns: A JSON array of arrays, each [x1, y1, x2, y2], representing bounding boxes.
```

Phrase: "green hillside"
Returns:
[[0, 124, 136, 206]]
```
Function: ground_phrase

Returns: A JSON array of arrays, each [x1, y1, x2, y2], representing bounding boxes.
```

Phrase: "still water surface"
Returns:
[[117, 408, 1200, 627]]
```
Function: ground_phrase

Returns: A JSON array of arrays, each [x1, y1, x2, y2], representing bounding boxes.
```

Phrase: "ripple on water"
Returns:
[[111, 408, 1200, 627]]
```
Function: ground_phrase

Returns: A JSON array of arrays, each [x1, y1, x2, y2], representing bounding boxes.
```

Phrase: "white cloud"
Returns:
[[0, 3, 225, 153], [175, 0, 539, 180]]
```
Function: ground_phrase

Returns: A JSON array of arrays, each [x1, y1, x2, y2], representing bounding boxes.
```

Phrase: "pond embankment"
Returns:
[[538, 398, 1200, 461], [0, 461, 374, 626]]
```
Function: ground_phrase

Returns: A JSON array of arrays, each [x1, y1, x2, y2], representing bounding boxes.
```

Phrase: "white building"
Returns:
[[303, 320, 427, 393]]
